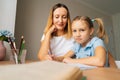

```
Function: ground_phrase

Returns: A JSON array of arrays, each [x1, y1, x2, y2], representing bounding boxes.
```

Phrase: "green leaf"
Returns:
[[0, 35, 8, 42]]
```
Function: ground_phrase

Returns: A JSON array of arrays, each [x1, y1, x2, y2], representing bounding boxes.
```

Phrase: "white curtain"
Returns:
[[112, 13, 120, 60], [0, 0, 17, 60], [0, 0, 17, 34]]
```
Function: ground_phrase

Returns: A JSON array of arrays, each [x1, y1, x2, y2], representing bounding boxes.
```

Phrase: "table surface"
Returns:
[[0, 60, 82, 80], [83, 67, 120, 80], [0, 60, 37, 65], [1, 61, 120, 80]]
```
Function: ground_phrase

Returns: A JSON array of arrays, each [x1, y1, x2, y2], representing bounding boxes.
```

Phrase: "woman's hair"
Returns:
[[44, 3, 72, 39], [72, 16, 108, 44]]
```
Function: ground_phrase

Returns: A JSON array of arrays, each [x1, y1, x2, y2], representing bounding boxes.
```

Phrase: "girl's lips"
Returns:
[[75, 38, 82, 41]]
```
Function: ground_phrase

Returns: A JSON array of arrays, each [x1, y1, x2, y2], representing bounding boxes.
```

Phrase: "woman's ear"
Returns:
[[90, 28, 94, 35]]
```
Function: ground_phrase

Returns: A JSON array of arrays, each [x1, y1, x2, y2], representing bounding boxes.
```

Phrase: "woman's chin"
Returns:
[[57, 28, 64, 31]]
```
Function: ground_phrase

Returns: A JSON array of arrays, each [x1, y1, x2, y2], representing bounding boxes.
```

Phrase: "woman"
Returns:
[[38, 3, 74, 61]]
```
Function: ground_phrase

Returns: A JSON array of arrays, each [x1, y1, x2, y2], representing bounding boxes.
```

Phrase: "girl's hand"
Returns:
[[63, 57, 73, 63]]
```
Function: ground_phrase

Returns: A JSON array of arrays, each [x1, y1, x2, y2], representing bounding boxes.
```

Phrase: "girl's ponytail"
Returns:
[[94, 18, 108, 44]]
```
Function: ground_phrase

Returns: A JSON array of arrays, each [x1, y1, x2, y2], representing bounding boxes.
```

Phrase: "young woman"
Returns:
[[63, 16, 109, 67], [38, 3, 74, 61]]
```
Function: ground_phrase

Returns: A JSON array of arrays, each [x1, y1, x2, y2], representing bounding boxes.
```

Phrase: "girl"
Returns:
[[63, 16, 109, 67], [38, 3, 74, 61]]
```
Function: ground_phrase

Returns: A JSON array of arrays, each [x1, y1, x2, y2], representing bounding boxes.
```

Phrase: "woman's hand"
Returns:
[[46, 25, 57, 36], [44, 54, 53, 60], [52, 56, 64, 62]]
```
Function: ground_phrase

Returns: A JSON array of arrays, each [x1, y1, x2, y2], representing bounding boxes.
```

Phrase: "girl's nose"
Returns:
[[76, 32, 80, 36]]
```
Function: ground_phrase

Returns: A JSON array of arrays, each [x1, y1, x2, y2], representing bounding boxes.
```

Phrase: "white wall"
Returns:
[[15, 0, 115, 60], [112, 13, 120, 60]]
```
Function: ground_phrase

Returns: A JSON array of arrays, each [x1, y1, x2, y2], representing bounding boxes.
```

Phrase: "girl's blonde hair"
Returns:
[[72, 16, 108, 44], [44, 3, 72, 39]]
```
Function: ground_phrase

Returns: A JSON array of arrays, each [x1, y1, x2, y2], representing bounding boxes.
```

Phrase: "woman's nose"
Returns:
[[59, 17, 63, 22]]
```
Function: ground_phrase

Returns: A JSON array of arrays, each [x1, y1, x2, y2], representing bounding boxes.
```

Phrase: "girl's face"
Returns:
[[53, 7, 68, 31], [72, 20, 94, 47]]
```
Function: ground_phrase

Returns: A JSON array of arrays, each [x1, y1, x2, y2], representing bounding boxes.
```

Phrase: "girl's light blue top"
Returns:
[[72, 37, 109, 67]]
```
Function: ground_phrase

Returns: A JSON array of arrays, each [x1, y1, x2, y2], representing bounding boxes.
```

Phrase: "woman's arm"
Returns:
[[64, 50, 75, 58], [53, 50, 74, 62], [38, 25, 56, 60], [38, 34, 52, 60], [63, 46, 106, 67]]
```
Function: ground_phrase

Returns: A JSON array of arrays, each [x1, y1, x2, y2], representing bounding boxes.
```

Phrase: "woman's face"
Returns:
[[72, 20, 94, 47], [53, 7, 68, 31]]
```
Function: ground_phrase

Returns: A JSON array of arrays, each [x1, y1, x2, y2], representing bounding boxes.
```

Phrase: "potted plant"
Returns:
[[0, 30, 14, 61]]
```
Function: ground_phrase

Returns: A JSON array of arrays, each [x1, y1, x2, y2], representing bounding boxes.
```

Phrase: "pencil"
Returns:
[[18, 40, 25, 63], [19, 36, 24, 54], [8, 41, 18, 64], [8, 37, 17, 53]]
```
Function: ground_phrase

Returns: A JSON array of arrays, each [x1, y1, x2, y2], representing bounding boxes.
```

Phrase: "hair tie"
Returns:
[[91, 19, 95, 22]]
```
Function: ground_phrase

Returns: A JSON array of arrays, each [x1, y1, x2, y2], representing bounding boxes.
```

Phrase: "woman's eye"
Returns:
[[63, 16, 67, 19], [55, 16, 59, 18], [72, 30, 76, 32]]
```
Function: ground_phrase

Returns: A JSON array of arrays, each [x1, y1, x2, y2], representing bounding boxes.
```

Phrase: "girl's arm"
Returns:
[[63, 46, 106, 67], [108, 51, 117, 68]]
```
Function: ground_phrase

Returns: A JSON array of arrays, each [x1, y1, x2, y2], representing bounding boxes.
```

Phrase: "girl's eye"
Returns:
[[80, 29, 85, 31]]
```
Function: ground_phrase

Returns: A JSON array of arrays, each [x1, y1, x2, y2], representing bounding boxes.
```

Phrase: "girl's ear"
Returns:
[[90, 28, 94, 35]]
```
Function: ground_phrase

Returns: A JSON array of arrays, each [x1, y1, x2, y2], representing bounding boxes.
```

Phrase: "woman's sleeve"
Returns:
[[41, 34, 45, 41]]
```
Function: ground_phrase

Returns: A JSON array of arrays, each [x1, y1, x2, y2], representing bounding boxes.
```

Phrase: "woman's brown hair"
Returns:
[[44, 3, 72, 39]]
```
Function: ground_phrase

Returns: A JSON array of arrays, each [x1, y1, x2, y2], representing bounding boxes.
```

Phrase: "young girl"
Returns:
[[38, 3, 74, 61], [63, 16, 109, 67]]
